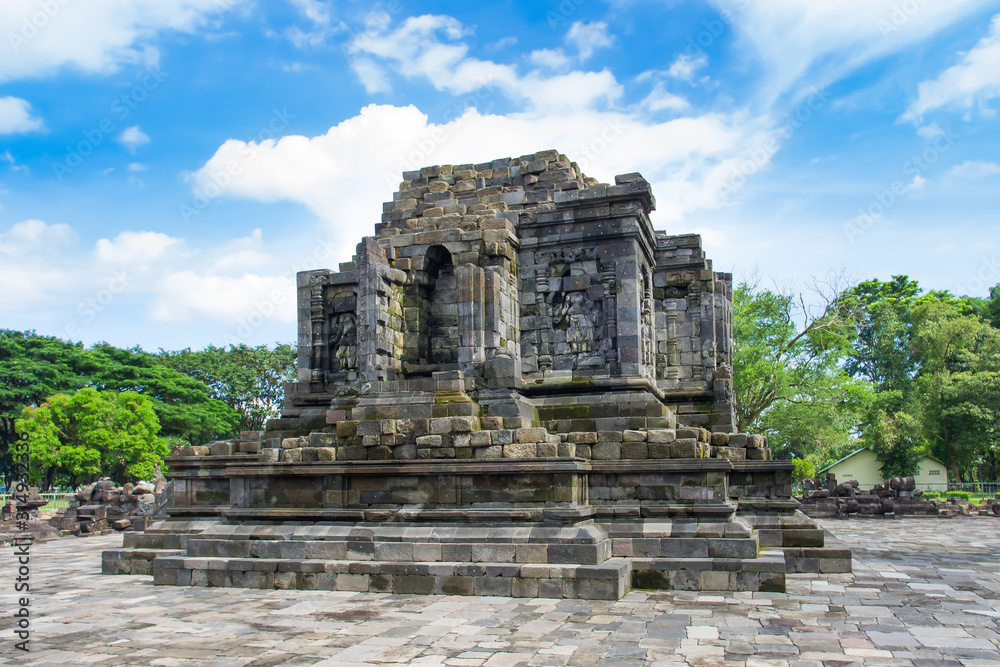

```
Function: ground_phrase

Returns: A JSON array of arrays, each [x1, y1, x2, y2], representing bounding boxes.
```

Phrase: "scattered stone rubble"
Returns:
[[799, 472, 998, 518], [49, 476, 167, 535]]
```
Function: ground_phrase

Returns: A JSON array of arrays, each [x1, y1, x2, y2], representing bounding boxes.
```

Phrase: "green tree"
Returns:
[[0, 331, 91, 485], [838, 276, 924, 476], [909, 300, 1000, 481], [83, 343, 240, 444], [732, 279, 865, 465], [159, 343, 296, 432], [16, 388, 168, 488]]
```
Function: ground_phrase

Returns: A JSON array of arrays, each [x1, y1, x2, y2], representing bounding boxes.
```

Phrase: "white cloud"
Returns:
[[350, 57, 391, 94], [95, 230, 182, 267], [667, 54, 707, 82], [529, 48, 570, 70], [149, 272, 295, 324], [128, 162, 148, 172], [187, 102, 766, 263], [902, 14, 1000, 122], [565, 21, 614, 61], [0, 219, 295, 335], [947, 160, 1000, 180], [0, 220, 80, 308], [0, 96, 44, 133], [287, 0, 330, 26], [640, 84, 691, 113], [902, 174, 926, 193], [916, 122, 945, 138], [0, 0, 248, 83], [711, 0, 996, 105], [117, 126, 151, 153], [345, 14, 622, 112]]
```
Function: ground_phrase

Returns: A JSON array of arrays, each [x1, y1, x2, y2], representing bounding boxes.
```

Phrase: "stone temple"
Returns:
[[103, 150, 850, 599]]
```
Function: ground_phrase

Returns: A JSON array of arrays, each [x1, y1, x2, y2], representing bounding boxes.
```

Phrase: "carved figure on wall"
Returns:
[[329, 312, 357, 371], [555, 291, 598, 353]]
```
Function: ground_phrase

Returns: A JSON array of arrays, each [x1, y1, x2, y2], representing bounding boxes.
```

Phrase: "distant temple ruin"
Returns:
[[104, 150, 850, 598]]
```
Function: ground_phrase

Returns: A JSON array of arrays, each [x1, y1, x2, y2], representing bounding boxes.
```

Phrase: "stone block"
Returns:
[[394, 444, 417, 459], [670, 439, 699, 458], [452, 416, 476, 433], [622, 430, 647, 442], [503, 443, 537, 458], [566, 431, 598, 444], [710, 432, 729, 446], [470, 431, 491, 446], [592, 442, 621, 460], [713, 446, 746, 461], [515, 427, 547, 443], [416, 435, 443, 447], [647, 429, 676, 443], [430, 418, 453, 434], [336, 421, 358, 438], [747, 434, 765, 448], [648, 443, 671, 459], [239, 440, 261, 454], [536, 442, 558, 457], [727, 433, 747, 447], [676, 428, 699, 439], [474, 445, 503, 458], [621, 442, 648, 459], [309, 432, 335, 448], [209, 441, 234, 456]]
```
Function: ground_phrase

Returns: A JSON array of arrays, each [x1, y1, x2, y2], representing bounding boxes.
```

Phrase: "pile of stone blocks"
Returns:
[[51, 477, 167, 534], [106, 150, 847, 599]]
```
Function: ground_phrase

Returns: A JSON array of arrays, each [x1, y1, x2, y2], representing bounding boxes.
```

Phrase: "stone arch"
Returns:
[[403, 245, 459, 373]]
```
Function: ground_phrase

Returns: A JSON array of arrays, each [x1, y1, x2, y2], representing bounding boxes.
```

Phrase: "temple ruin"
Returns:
[[103, 150, 850, 599]]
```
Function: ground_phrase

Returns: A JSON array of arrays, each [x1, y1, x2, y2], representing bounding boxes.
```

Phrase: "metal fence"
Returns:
[[0, 492, 72, 509], [948, 482, 1000, 497]]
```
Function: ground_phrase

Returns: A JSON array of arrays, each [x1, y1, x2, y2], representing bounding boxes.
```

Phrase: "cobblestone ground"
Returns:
[[1, 517, 998, 666]]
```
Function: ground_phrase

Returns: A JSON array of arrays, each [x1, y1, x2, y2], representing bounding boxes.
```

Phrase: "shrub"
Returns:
[[945, 491, 972, 500], [921, 491, 940, 499]]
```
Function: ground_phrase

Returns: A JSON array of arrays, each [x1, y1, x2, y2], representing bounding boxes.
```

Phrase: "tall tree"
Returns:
[[910, 299, 1000, 482], [732, 278, 865, 465], [0, 331, 91, 485], [158, 343, 296, 431], [16, 388, 168, 488]]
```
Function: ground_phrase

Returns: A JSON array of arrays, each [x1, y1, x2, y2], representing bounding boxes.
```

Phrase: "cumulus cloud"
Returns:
[[149, 271, 295, 324], [902, 14, 1000, 122], [0, 219, 295, 337], [344, 14, 622, 112], [529, 48, 571, 70], [187, 102, 768, 266], [0, 0, 248, 83], [0, 96, 44, 133], [94, 230, 182, 267]]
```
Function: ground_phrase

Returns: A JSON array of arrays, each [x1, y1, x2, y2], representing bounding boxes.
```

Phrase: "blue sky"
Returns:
[[1, 0, 999, 351]]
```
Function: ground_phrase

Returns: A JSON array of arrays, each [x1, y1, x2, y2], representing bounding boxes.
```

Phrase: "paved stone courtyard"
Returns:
[[2, 517, 999, 666]]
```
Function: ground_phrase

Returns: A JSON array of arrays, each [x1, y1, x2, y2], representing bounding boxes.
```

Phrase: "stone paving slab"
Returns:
[[1, 517, 999, 666]]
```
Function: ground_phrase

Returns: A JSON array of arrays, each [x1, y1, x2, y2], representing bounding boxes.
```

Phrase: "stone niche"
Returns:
[[103, 150, 850, 599]]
